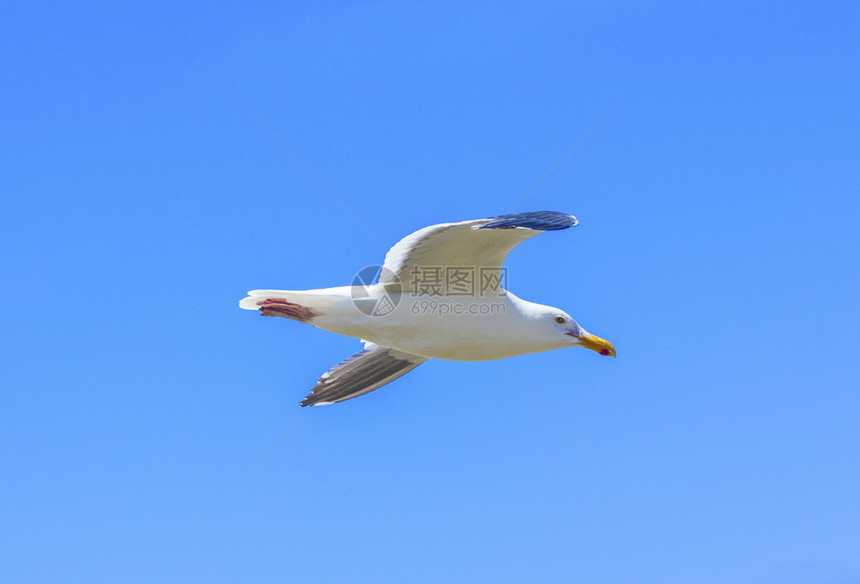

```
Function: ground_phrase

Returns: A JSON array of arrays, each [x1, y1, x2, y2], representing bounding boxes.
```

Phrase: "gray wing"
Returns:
[[380, 211, 578, 290], [301, 344, 428, 406]]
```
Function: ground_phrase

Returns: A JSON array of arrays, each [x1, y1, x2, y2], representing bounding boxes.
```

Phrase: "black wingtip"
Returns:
[[480, 211, 578, 231], [300, 396, 328, 407]]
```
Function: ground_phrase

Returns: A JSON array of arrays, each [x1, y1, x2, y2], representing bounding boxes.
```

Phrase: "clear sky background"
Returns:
[[2, 2, 859, 582]]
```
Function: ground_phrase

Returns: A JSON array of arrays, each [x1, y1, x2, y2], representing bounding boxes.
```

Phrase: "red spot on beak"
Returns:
[[600, 348, 611, 356]]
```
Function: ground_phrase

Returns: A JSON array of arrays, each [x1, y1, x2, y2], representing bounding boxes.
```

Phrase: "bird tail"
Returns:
[[238, 288, 348, 314]]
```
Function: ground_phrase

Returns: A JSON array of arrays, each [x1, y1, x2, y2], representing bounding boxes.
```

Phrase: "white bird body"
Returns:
[[241, 286, 566, 361], [240, 211, 614, 406]]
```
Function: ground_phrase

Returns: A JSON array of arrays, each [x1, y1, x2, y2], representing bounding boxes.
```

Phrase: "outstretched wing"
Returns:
[[301, 343, 428, 406], [380, 211, 578, 290]]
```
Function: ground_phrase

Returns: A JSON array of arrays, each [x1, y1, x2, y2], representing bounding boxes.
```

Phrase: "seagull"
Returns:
[[240, 211, 615, 406]]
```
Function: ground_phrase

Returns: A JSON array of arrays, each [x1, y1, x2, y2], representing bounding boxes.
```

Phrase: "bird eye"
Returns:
[[554, 316, 565, 324]]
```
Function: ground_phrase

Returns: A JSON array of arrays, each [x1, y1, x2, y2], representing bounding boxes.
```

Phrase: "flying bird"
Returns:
[[240, 211, 615, 406]]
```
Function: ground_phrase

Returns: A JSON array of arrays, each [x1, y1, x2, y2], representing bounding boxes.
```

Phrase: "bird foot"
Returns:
[[257, 298, 316, 323]]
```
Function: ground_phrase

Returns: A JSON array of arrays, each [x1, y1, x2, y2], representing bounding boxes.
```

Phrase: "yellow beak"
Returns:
[[578, 332, 616, 357]]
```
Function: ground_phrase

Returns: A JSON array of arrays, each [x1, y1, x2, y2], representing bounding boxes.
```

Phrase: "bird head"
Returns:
[[549, 310, 615, 357]]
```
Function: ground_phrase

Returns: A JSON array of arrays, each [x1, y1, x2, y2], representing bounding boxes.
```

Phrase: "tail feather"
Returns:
[[238, 288, 348, 313]]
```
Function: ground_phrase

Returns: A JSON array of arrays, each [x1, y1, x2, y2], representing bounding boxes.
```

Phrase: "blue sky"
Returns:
[[2, 2, 859, 582]]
